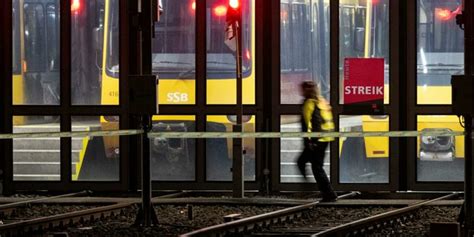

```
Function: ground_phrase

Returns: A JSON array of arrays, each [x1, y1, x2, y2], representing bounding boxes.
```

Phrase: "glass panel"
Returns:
[[280, 0, 330, 104], [151, 115, 196, 181], [13, 116, 60, 181], [339, 0, 389, 104], [153, 0, 196, 105], [206, 115, 256, 181], [13, 0, 21, 75], [14, 0, 60, 105], [339, 115, 389, 183], [417, 115, 463, 181], [280, 115, 331, 183], [72, 116, 119, 181], [100, 0, 119, 105], [72, 0, 106, 105], [206, 0, 255, 105], [417, 0, 463, 105]]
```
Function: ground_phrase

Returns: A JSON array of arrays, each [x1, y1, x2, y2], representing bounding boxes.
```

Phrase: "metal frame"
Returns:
[[271, 0, 400, 192], [0, 0, 12, 193], [149, 0, 263, 191], [2, 0, 131, 193], [405, 0, 463, 191], [0, 0, 463, 193]]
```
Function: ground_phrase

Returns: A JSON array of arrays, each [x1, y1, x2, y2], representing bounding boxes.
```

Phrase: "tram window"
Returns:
[[24, 3, 46, 72], [13, 2, 21, 74], [207, 0, 252, 77], [46, 4, 59, 72]]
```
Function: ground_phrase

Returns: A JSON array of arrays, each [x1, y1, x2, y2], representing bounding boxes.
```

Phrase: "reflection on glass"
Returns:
[[339, 0, 389, 104], [206, 0, 255, 105], [13, 116, 60, 181], [417, 0, 463, 104], [417, 115, 464, 181], [72, 0, 105, 105], [280, 0, 330, 104], [100, 0, 119, 105], [14, 0, 60, 105], [153, 0, 196, 105], [150, 115, 196, 181], [280, 115, 331, 183], [206, 115, 256, 181], [339, 115, 389, 183], [72, 116, 119, 181]]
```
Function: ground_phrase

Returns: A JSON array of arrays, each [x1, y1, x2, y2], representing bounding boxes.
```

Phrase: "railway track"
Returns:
[[0, 191, 89, 218], [179, 192, 359, 237], [313, 193, 458, 237], [180, 192, 458, 237], [0, 191, 183, 236]]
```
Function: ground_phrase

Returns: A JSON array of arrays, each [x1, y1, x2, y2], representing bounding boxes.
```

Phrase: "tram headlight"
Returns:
[[420, 128, 454, 152]]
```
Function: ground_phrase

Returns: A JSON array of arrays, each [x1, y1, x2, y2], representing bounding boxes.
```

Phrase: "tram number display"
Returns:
[[343, 58, 384, 104]]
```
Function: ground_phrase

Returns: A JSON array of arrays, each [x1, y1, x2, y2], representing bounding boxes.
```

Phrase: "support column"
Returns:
[[463, 0, 474, 235]]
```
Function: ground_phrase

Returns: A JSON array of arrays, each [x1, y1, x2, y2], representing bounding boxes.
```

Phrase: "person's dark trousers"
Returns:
[[297, 141, 336, 199]]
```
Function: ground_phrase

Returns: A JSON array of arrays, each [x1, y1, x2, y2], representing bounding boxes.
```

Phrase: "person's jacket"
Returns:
[[301, 97, 335, 143]]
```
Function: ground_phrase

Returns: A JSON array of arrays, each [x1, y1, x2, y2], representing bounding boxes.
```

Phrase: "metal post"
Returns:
[[465, 116, 473, 236], [464, 0, 474, 235], [232, 13, 244, 198], [133, 0, 158, 226]]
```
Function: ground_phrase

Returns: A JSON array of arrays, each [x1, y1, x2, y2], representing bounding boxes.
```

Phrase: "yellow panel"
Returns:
[[206, 75, 256, 104], [12, 74, 25, 125], [101, 74, 119, 105], [417, 86, 451, 104], [362, 116, 389, 158]]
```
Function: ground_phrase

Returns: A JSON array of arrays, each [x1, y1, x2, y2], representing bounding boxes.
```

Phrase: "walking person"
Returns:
[[297, 81, 337, 202]]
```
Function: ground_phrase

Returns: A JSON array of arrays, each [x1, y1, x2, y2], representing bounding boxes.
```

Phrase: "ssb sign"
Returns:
[[343, 58, 384, 105]]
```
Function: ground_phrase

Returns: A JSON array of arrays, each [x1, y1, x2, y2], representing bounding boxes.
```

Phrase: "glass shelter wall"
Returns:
[[339, 0, 389, 104], [417, 0, 463, 105], [339, 115, 389, 183], [280, 0, 330, 104], [71, 0, 106, 105], [13, 116, 60, 181], [416, 115, 464, 182], [13, 0, 60, 106], [5, 0, 469, 192]]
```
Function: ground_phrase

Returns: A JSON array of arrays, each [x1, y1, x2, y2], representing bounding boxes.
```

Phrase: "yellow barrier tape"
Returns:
[[0, 129, 463, 139], [148, 131, 465, 139], [0, 129, 143, 139]]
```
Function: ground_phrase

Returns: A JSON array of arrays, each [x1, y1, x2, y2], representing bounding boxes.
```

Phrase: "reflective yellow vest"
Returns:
[[302, 97, 335, 142]]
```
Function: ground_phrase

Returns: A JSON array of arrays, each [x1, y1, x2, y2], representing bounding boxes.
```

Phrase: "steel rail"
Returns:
[[0, 191, 89, 217], [0, 191, 183, 236], [180, 192, 360, 237], [313, 193, 459, 237], [0, 202, 134, 236]]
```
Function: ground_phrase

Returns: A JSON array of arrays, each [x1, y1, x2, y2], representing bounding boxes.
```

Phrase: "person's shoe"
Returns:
[[320, 192, 338, 202]]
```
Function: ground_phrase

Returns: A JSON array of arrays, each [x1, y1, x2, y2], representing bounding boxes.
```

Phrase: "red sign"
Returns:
[[343, 58, 384, 104]]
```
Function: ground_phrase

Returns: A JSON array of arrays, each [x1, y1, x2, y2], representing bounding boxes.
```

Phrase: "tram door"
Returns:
[[22, 0, 60, 106]]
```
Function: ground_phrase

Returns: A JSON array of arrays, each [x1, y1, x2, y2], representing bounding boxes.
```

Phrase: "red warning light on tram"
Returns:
[[214, 5, 227, 17]]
